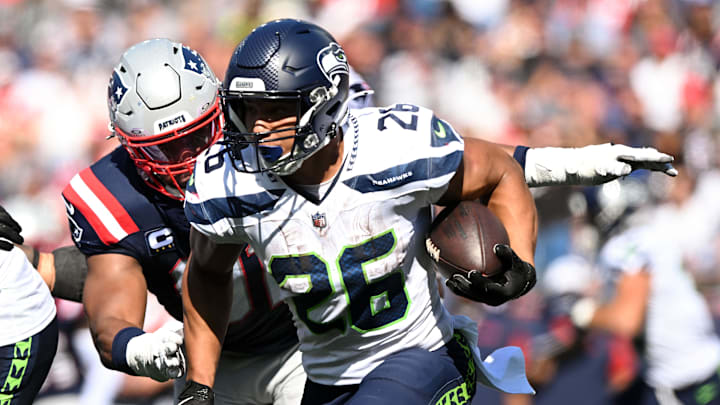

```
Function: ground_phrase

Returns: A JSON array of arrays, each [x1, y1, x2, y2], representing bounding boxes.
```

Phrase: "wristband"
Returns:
[[111, 327, 144, 374], [512, 145, 530, 171], [570, 297, 597, 329]]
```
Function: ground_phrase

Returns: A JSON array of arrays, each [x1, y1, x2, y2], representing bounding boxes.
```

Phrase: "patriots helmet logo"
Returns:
[[108, 70, 128, 109], [182, 46, 207, 75]]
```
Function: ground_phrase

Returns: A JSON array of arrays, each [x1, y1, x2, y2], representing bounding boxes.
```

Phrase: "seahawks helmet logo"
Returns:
[[317, 42, 349, 84]]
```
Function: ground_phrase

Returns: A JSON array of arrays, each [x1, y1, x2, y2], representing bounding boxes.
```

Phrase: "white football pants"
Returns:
[[174, 343, 305, 405]]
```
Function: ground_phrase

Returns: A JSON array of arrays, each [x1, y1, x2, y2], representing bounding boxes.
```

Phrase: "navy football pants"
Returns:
[[0, 317, 58, 405], [301, 332, 477, 405]]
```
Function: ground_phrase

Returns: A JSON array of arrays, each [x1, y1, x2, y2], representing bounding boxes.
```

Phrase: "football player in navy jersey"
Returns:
[[61, 39, 306, 405]]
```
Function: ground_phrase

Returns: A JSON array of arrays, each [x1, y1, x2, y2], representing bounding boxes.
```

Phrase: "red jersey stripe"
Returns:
[[79, 168, 140, 235], [62, 182, 119, 245]]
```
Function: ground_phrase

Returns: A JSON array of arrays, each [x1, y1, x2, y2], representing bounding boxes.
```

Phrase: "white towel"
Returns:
[[453, 314, 536, 394]]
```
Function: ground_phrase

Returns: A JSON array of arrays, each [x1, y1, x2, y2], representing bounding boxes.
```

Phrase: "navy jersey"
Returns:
[[62, 147, 296, 354]]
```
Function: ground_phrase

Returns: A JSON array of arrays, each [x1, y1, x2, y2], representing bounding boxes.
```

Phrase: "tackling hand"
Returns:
[[0, 205, 23, 251], [126, 327, 185, 382], [178, 380, 214, 405], [614, 144, 678, 177], [577, 143, 677, 185], [524, 143, 677, 187], [445, 244, 536, 306]]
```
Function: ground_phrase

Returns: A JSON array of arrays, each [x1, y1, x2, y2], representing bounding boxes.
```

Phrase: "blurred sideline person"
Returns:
[[180, 18, 536, 405], [448, 254, 638, 405], [568, 169, 720, 405], [0, 206, 58, 405], [532, 255, 638, 404]]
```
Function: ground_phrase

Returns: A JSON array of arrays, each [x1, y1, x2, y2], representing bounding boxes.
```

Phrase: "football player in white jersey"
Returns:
[[568, 172, 720, 405], [0, 206, 57, 405], [180, 19, 539, 405], [179, 18, 680, 405]]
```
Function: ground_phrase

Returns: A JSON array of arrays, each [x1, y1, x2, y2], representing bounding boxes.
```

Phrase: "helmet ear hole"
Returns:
[[326, 101, 340, 117]]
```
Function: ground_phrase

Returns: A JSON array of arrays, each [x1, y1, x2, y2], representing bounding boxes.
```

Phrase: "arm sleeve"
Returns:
[[51, 245, 88, 302]]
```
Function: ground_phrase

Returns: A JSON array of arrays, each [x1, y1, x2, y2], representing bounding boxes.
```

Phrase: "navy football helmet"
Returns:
[[221, 19, 350, 175]]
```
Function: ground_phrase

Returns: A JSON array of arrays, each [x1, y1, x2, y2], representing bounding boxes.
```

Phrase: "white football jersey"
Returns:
[[186, 104, 463, 385], [0, 247, 56, 347], [598, 210, 720, 389]]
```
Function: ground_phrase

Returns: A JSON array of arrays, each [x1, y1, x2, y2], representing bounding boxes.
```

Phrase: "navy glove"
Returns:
[[445, 244, 536, 306], [178, 380, 214, 405], [0, 205, 23, 251]]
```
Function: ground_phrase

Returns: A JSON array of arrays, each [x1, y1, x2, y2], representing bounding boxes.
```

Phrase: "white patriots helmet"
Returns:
[[107, 38, 222, 200]]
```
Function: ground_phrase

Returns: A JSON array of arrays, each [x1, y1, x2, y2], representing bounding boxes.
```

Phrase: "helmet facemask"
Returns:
[[222, 76, 346, 176], [115, 97, 222, 200]]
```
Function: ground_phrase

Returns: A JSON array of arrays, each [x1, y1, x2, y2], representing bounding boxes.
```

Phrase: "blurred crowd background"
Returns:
[[2, 0, 720, 403]]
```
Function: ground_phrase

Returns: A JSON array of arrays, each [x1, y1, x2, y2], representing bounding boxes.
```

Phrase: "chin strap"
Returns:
[[106, 123, 117, 140]]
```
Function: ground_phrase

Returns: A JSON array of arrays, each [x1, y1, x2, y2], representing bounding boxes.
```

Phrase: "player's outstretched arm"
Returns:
[[84, 253, 184, 381], [439, 138, 538, 305], [499, 143, 677, 187], [182, 228, 243, 391]]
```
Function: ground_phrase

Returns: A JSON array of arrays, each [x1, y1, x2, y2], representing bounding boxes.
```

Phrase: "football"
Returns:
[[425, 200, 509, 279]]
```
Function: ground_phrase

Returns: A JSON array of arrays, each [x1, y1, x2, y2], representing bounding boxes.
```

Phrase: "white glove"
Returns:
[[524, 143, 678, 187], [125, 327, 185, 382]]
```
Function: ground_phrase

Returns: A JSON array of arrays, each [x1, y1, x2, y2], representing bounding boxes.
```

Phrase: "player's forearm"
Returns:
[[575, 300, 641, 339], [16, 244, 53, 288], [572, 272, 649, 337], [84, 253, 149, 373], [509, 144, 675, 187], [182, 255, 232, 387], [486, 157, 538, 265], [90, 316, 145, 368]]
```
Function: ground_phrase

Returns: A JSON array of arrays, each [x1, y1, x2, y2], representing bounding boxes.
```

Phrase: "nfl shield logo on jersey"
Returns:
[[312, 212, 327, 229]]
